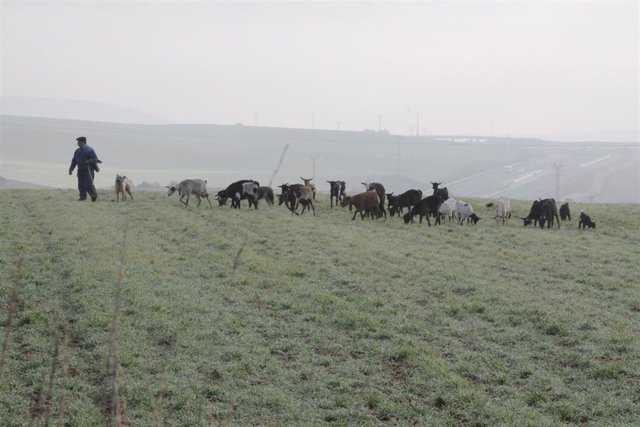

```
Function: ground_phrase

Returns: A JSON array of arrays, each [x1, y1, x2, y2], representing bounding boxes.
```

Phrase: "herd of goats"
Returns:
[[121, 175, 596, 229]]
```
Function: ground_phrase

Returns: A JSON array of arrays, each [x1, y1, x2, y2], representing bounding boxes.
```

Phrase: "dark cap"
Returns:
[[76, 136, 86, 143]]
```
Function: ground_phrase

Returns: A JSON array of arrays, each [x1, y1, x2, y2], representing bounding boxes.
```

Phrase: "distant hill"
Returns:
[[0, 176, 52, 189], [0, 97, 172, 125], [1, 115, 638, 203]]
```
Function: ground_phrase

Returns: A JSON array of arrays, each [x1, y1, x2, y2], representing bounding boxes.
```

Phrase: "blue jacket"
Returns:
[[69, 145, 99, 175]]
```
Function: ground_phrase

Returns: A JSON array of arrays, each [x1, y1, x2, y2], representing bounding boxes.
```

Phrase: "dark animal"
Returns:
[[431, 181, 449, 201], [522, 199, 542, 227], [287, 185, 315, 216], [578, 211, 596, 229], [216, 179, 250, 207], [277, 183, 304, 208], [279, 183, 315, 215], [387, 189, 423, 217], [522, 198, 560, 228], [216, 179, 259, 209], [403, 195, 444, 226], [559, 202, 571, 221], [341, 190, 380, 220], [539, 199, 560, 229], [362, 182, 387, 218], [327, 180, 346, 207], [257, 186, 274, 207], [525, 199, 560, 228]]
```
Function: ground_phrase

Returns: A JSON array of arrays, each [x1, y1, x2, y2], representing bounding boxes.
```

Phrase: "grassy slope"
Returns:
[[1, 190, 638, 425]]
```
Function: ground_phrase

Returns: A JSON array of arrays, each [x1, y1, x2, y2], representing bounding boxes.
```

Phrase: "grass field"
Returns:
[[1, 189, 639, 426]]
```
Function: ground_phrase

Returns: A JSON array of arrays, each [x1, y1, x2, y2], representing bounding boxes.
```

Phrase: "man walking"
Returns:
[[68, 136, 101, 201]]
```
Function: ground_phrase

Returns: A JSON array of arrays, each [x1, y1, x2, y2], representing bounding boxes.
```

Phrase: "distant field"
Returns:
[[1, 190, 639, 425], [2, 115, 639, 203]]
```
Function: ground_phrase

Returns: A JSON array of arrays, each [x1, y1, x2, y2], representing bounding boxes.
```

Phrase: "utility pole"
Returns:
[[553, 163, 563, 199], [407, 106, 422, 136], [396, 136, 402, 176], [377, 113, 383, 132], [311, 154, 322, 179]]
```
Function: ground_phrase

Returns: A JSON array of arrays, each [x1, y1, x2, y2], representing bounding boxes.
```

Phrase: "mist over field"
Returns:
[[1, 114, 638, 203]]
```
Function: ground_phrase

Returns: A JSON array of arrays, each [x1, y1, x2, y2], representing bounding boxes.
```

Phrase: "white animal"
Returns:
[[439, 197, 457, 223], [241, 181, 260, 209], [455, 200, 480, 225], [167, 179, 212, 207], [495, 196, 511, 225]]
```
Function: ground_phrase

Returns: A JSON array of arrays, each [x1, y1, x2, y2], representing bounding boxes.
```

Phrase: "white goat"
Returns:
[[495, 197, 511, 225], [439, 197, 457, 223], [167, 179, 212, 207], [455, 200, 481, 225]]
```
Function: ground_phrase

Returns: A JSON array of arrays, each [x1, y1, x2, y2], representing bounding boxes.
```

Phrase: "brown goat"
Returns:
[[341, 190, 380, 220], [115, 174, 133, 201], [362, 182, 387, 218]]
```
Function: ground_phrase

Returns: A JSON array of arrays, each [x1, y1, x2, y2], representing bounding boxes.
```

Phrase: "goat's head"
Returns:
[[403, 212, 413, 224], [166, 186, 178, 196], [116, 175, 126, 185], [278, 183, 290, 192], [215, 190, 228, 206], [431, 181, 441, 190]]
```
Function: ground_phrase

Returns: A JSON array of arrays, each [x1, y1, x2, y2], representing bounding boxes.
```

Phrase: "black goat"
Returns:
[[431, 182, 449, 201], [257, 186, 274, 207], [387, 189, 423, 217], [216, 179, 259, 209], [522, 198, 560, 228], [403, 195, 444, 226], [578, 211, 596, 229], [559, 202, 571, 221], [327, 180, 346, 207]]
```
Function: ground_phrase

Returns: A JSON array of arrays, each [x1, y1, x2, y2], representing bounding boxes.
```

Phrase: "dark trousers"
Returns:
[[77, 168, 97, 201]]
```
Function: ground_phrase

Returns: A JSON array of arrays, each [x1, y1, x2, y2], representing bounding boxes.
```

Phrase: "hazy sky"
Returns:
[[1, 0, 638, 139]]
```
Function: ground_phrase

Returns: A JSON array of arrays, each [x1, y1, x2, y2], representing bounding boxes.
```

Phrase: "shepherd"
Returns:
[[68, 136, 102, 202]]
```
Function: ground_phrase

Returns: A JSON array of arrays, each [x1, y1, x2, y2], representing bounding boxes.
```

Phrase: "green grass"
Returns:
[[1, 189, 639, 425]]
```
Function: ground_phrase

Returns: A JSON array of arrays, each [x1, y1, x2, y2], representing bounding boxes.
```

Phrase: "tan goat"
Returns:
[[300, 177, 316, 201]]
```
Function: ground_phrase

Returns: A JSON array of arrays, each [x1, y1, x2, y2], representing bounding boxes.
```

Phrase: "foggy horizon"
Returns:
[[1, 1, 638, 141]]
